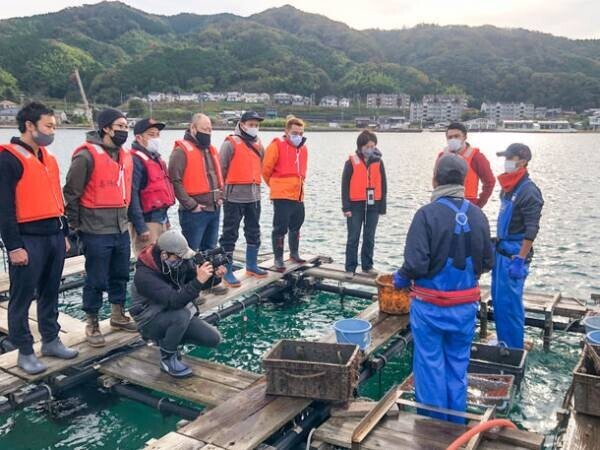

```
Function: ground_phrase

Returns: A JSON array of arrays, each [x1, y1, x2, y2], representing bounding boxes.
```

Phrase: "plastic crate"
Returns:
[[468, 343, 528, 388]]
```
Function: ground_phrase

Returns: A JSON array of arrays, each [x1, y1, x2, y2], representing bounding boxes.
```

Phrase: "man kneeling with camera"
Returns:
[[130, 229, 227, 378]]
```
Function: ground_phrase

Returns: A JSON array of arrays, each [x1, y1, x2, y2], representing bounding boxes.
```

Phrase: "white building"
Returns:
[[273, 93, 292, 105], [366, 93, 410, 109], [243, 93, 260, 103], [319, 96, 338, 107], [0, 107, 19, 123], [226, 92, 242, 102], [481, 102, 535, 121], [147, 92, 165, 102], [339, 98, 351, 108], [411, 95, 467, 123], [503, 120, 535, 130], [178, 92, 199, 102], [257, 93, 271, 103], [538, 120, 571, 130], [465, 118, 497, 131], [291, 95, 307, 106], [0, 100, 18, 109], [589, 114, 600, 130]]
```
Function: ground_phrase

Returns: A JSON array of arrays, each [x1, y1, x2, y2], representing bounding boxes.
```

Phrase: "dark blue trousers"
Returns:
[[81, 232, 130, 314], [8, 233, 65, 354]]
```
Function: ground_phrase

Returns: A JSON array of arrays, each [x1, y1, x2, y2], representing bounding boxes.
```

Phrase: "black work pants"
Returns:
[[219, 201, 261, 252], [345, 204, 380, 272], [272, 199, 305, 237], [8, 233, 65, 354]]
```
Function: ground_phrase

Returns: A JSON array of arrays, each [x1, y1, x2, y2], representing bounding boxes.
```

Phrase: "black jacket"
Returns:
[[0, 137, 68, 251], [399, 197, 494, 281], [130, 245, 221, 329], [501, 174, 544, 241], [341, 149, 387, 214]]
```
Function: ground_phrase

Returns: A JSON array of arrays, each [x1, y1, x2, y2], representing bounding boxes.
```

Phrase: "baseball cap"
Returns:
[[435, 153, 468, 184], [497, 143, 532, 161], [157, 230, 196, 259], [240, 111, 264, 122], [134, 118, 165, 136]]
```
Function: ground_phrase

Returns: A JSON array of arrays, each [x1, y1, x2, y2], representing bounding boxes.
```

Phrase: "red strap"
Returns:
[[410, 285, 481, 307]]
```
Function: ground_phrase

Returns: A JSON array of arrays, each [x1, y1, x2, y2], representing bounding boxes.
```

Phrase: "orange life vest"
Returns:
[[271, 137, 307, 179], [348, 154, 382, 201], [224, 135, 262, 185], [436, 147, 480, 201], [73, 143, 133, 209], [175, 139, 224, 196], [131, 149, 176, 213], [460, 146, 480, 201], [0, 143, 64, 223]]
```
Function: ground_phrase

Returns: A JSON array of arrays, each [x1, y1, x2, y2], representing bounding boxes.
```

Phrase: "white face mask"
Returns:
[[446, 138, 463, 153], [244, 126, 259, 138], [504, 160, 519, 173], [146, 137, 161, 153]]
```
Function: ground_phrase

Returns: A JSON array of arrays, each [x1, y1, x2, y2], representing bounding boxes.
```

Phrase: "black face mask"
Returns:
[[195, 132, 211, 149], [111, 130, 128, 147]]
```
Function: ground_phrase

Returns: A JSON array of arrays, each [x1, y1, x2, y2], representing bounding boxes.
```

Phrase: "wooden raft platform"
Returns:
[[561, 411, 600, 450], [100, 345, 261, 408], [147, 300, 409, 450], [312, 408, 543, 450]]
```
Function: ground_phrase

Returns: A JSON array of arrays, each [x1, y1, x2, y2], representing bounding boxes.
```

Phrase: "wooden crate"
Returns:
[[262, 340, 360, 402], [573, 346, 600, 417]]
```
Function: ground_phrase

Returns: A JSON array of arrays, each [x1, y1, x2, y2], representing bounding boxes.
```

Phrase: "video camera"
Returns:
[[192, 247, 231, 268]]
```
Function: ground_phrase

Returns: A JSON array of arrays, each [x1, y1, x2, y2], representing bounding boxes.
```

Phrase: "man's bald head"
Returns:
[[190, 113, 212, 134]]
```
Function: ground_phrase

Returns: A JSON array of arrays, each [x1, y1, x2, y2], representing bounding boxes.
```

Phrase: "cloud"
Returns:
[[0, 0, 598, 39]]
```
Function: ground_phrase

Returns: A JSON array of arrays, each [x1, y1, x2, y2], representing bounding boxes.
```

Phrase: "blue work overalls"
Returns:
[[491, 179, 532, 349], [411, 198, 480, 424]]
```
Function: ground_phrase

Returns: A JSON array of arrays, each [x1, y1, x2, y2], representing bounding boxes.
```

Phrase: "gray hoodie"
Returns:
[[63, 131, 130, 234], [219, 122, 264, 203]]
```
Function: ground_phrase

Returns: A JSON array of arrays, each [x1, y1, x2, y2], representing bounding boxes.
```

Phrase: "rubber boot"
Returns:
[[85, 313, 106, 348], [110, 304, 138, 332], [42, 337, 79, 359], [272, 233, 286, 273], [246, 244, 268, 278], [160, 348, 192, 378], [223, 258, 241, 288], [288, 231, 306, 264], [17, 352, 47, 375]]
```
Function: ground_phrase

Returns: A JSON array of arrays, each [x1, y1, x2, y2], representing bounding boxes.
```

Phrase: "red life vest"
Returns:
[[271, 137, 307, 178], [131, 149, 175, 213], [0, 144, 65, 223], [73, 143, 133, 209], [224, 135, 262, 185], [348, 154, 382, 201], [175, 139, 224, 196]]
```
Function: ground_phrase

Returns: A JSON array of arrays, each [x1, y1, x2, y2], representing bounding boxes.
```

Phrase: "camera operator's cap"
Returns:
[[133, 118, 165, 136], [497, 143, 532, 161], [157, 230, 195, 259]]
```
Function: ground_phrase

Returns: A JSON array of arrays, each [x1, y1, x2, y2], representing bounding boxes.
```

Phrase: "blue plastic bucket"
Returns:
[[582, 316, 600, 335], [586, 330, 600, 345], [334, 318, 372, 350]]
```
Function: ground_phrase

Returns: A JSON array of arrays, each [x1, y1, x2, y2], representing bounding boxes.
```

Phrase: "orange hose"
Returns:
[[446, 419, 517, 450]]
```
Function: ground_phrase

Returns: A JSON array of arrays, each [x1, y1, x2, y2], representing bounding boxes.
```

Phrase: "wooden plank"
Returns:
[[465, 406, 496, 450], [331, 401, 400, 419], [0, 304, 42, 342], [144, 432, 206, 450], [0, 322, 141, 381], [100, 346, 259, 407], [561, 411, 600, 450], [351, 385, 400, 449], [0, 370, 25, 395]]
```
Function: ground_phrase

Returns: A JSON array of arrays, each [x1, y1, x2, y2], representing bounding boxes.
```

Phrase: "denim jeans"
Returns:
[[179, 208, 221, 251]]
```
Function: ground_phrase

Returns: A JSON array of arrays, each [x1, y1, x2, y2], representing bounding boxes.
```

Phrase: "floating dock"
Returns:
[[0, 255, 598, 449]]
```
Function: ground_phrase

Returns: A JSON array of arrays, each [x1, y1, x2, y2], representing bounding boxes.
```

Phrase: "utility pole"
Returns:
[[72, 69, 93, 127]]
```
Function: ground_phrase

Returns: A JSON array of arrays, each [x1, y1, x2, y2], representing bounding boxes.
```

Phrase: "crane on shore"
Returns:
[[71, 69, 93, 127]]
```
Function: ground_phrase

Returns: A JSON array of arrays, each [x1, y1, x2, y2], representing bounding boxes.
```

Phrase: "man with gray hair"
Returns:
[[392, 153, 494, 423], [168, 113, 227, 295]]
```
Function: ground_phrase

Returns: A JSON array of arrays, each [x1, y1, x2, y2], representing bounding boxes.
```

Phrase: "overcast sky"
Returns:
[[0, 0, 598, 39]]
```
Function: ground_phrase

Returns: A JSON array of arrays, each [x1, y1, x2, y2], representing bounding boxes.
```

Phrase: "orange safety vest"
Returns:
[[0, 143, 64, 223], [348, 154, 382, 201], [224, 135, 262, 185], [271, 137, 308, 179], [436, 147, 480, 201], [175, 139, 224, 196], [460, 146, 480, 201], [73, 143, 133, 208]]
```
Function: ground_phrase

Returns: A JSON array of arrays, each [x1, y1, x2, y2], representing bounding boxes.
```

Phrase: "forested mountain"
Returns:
[[0, 1, 598, 109]]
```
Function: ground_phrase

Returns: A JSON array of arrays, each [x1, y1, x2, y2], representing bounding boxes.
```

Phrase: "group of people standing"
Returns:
[[0, 101, 544, 421]]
